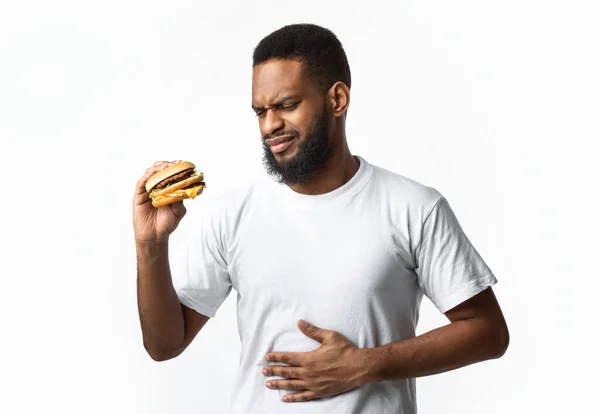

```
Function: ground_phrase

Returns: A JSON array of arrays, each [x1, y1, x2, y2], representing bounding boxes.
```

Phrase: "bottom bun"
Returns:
[[151, 186, 204, 208]]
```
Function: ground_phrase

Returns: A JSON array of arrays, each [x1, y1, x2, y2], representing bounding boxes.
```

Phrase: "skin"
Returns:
[[251, 59, 510, 402], [252, 59, 359, 195], [262, 288, 509, 402], [134, 58, 510, 403], [134, 161, 209, 361]]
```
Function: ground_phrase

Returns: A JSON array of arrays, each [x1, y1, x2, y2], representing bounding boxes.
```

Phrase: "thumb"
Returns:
[[170, 201, 187, 220], [298, 320, 328, 343]]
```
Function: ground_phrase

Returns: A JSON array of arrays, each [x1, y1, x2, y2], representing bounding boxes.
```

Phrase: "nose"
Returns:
[[261, 108, 285, 136]]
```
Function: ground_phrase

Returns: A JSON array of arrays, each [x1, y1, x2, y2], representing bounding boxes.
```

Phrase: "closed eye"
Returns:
[[253, 100, 299, 117], [280, 102, 299, 111]]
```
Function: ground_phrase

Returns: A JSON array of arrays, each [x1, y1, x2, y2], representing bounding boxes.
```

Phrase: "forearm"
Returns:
[[362, 317, 507, 384], [136, 240, 184, 360]]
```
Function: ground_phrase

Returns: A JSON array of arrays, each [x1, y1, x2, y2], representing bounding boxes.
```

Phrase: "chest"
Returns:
[[228, 206, 417, 307]]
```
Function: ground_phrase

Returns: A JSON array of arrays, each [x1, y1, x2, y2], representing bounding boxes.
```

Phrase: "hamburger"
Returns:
[[145, 161, 206, 207]]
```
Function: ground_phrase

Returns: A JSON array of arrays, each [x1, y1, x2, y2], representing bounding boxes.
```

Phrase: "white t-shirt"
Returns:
[[173, 156, 497, 414]]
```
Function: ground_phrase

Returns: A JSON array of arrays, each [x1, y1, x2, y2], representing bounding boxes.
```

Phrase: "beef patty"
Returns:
[[153, 168, 194, 190]]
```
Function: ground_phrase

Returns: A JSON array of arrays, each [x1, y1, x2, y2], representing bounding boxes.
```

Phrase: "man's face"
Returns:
[[252, 59, 332, 185]]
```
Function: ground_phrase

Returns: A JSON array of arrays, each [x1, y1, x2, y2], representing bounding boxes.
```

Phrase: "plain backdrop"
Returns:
[[1, 0, 599, 413]]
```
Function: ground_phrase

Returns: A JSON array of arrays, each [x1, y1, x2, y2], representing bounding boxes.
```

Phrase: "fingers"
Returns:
[[145, 161, 174, 178], [297, 320, 331, 343], [265, 352, 304, 365], [265, 379, 309, 391], [262, 365, 318, 402], [134, 160, 182, 199], [134, 166, 160, 197], [170, 201, 186, 219], [151, 160, 181, 167], [263, 365, 306, 379], [281, 390, 318, 402]]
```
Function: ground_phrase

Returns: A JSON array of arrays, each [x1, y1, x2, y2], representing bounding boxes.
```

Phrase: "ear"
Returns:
[[327, 81, 350, 118]]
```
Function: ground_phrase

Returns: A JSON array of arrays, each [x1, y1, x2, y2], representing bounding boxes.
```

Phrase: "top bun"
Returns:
[[145, 161, 196, 192]]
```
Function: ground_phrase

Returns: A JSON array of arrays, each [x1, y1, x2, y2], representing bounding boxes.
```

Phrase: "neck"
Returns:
[[288, 141, 359, 196]]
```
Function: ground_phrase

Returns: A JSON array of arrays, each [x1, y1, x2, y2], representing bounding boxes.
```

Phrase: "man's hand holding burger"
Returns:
[[133, 160, 205, 244], [133, 160, 208, 362]]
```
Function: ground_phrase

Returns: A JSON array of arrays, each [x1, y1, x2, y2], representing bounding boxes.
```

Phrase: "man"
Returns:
[[133, 23, 509, 413]]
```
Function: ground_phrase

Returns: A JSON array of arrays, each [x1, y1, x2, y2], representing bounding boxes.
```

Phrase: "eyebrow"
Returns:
[[252, 95, 300, 111]]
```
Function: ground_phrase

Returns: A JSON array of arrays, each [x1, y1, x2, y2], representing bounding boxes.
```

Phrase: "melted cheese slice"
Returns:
[[167, 185, 203, 199]]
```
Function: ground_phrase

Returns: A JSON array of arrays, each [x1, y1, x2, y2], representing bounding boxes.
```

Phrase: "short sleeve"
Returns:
[[414, 196, 497, 313], [171, 209, 232, 318]]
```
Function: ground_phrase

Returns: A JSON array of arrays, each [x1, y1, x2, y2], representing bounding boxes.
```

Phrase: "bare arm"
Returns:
[[136, 241, 209, 361], [133, 161, 210, 362], [363, 287, 509, 382]]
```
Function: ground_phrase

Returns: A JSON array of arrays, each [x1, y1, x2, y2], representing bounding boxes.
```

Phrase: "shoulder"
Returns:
[[196, 174, 270, 225], [367, 162, 444, 213]]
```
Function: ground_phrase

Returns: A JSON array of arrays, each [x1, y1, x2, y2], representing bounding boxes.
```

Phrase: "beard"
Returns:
[[261, 104, 332, 185]]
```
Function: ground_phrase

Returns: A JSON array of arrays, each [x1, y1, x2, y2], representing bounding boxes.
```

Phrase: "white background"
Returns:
[[1, 0, 599, 413]]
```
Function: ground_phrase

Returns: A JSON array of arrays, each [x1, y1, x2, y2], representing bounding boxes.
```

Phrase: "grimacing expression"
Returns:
[[252, 59, 333, 185]]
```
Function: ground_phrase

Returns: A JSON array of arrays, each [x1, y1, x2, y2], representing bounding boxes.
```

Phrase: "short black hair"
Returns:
[[253, 23, 351, 92]]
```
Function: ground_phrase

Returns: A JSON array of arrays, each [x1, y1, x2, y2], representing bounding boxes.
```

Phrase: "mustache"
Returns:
[[262, 130, 298, 141]]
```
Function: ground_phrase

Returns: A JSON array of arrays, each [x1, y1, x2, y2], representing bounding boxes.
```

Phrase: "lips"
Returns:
[[265, 135, 296, 154], [265, 135, 295, 147]]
